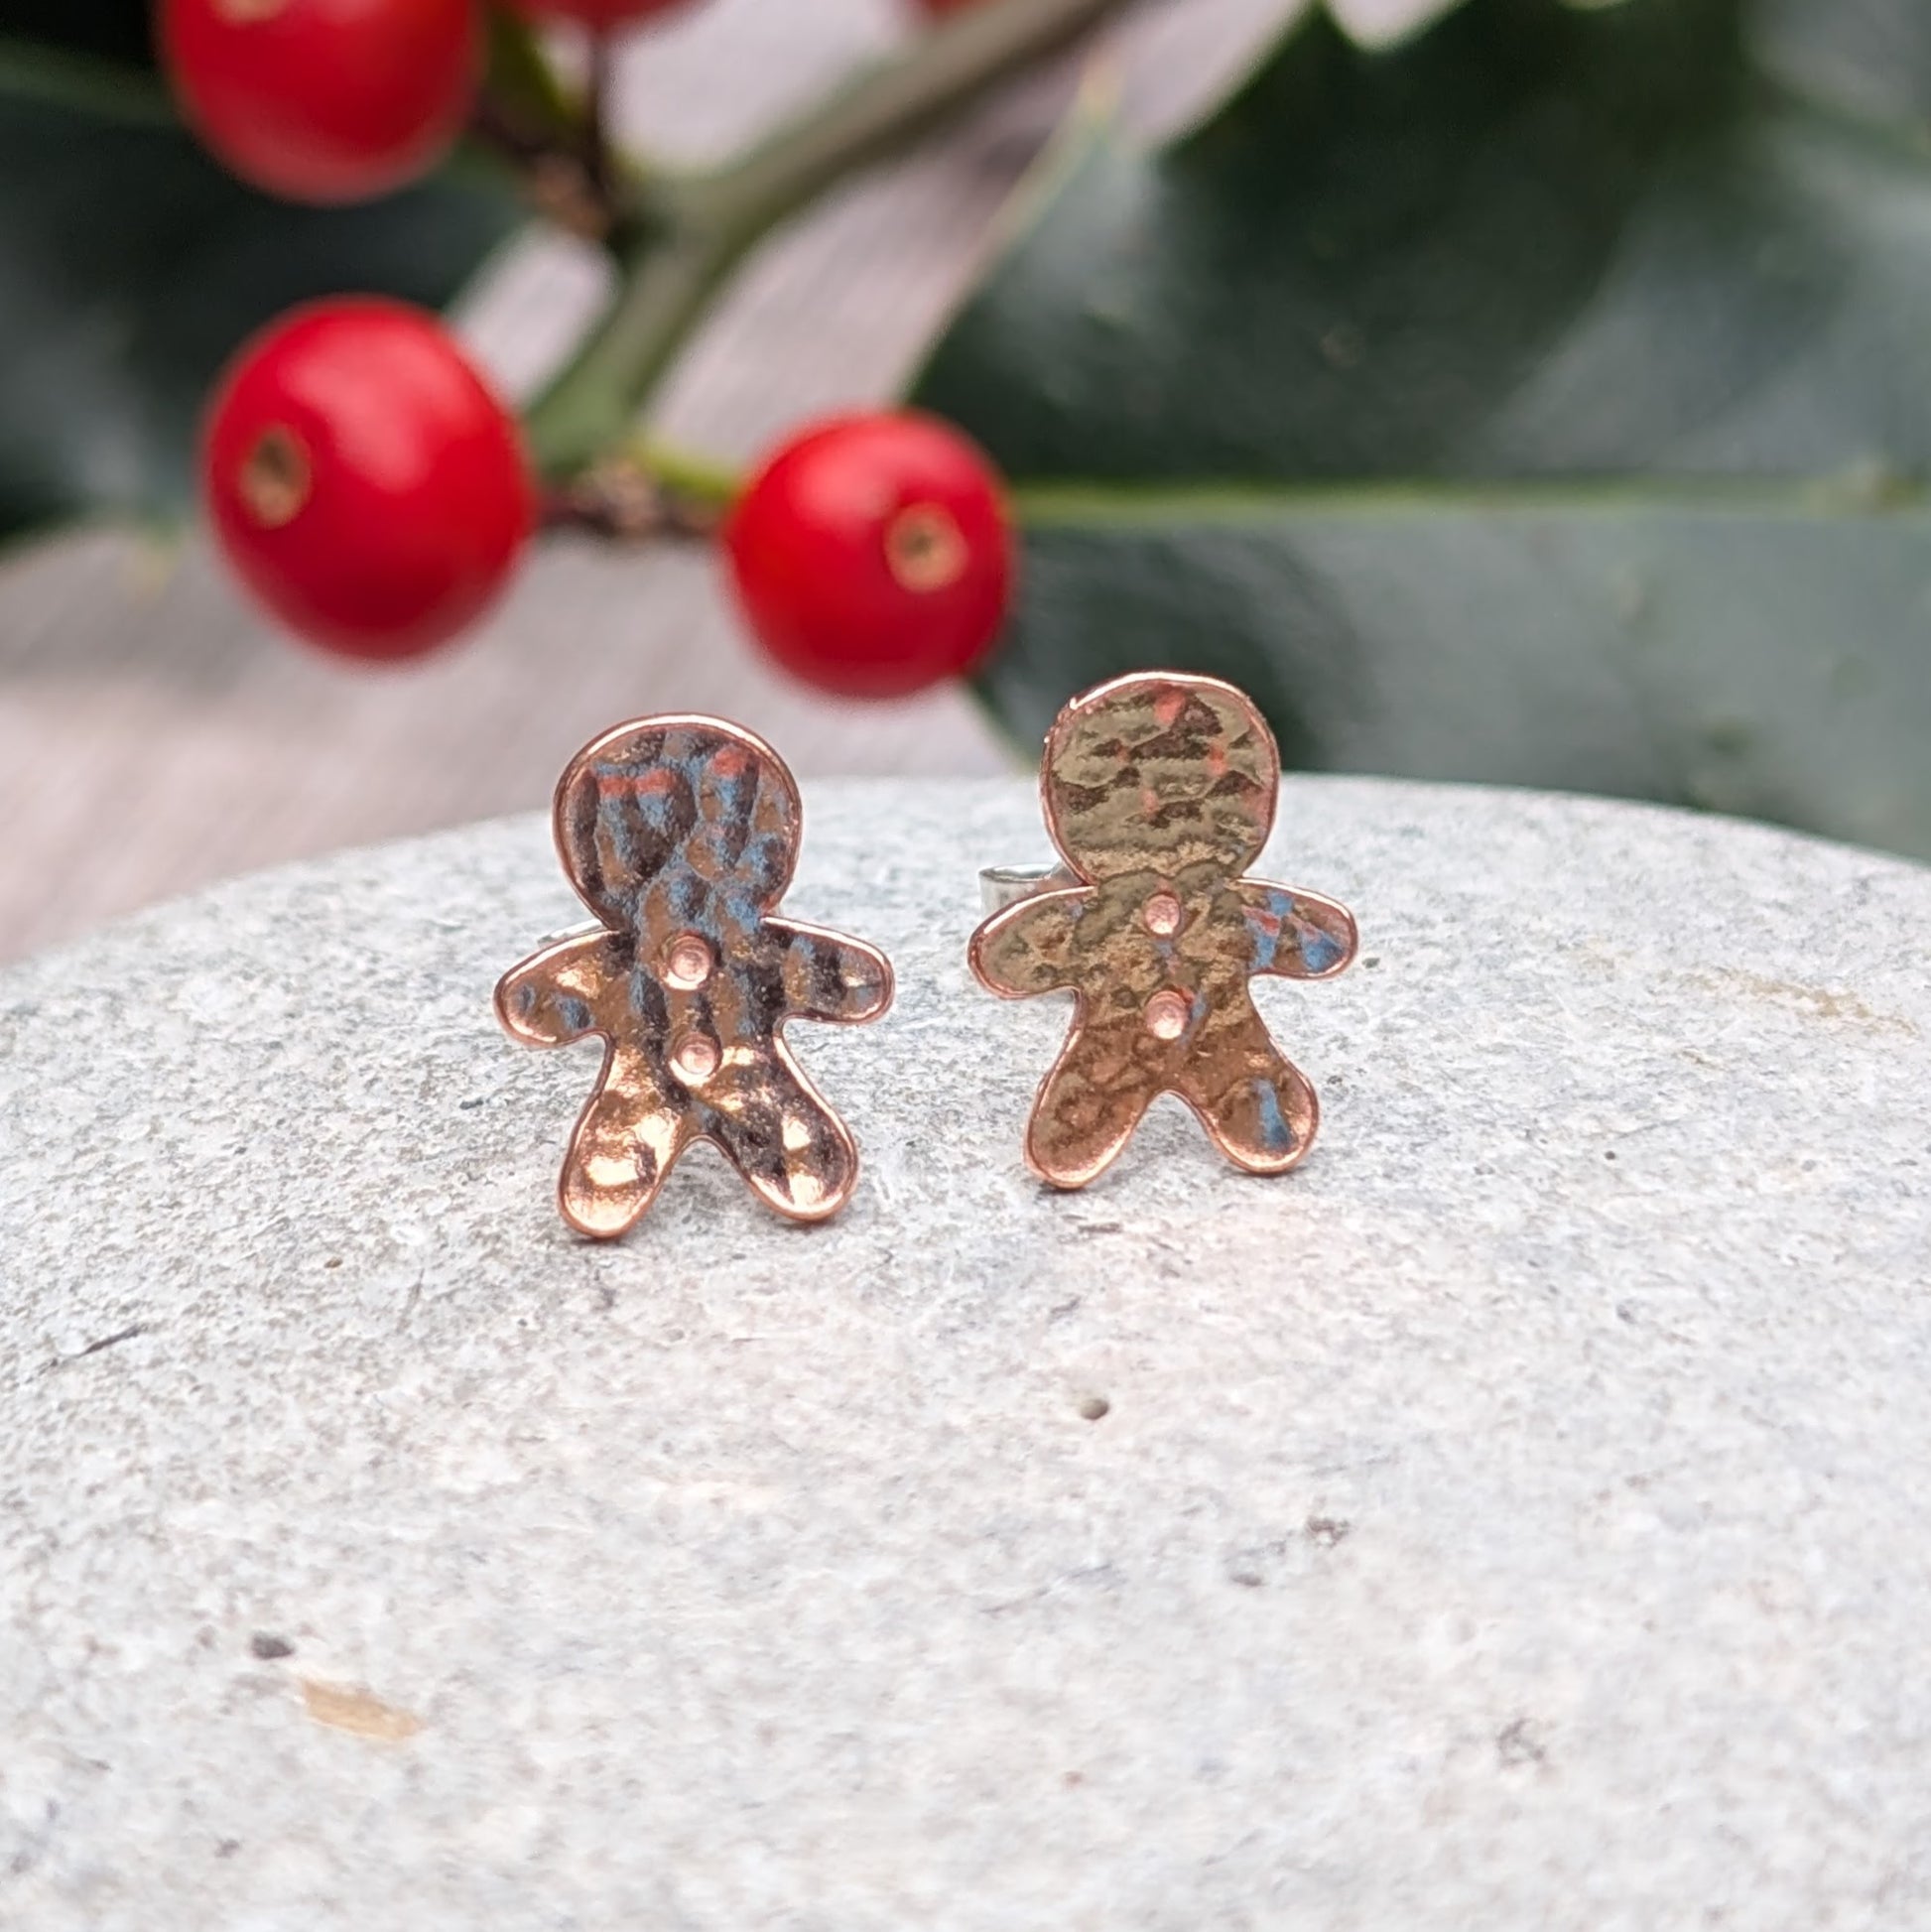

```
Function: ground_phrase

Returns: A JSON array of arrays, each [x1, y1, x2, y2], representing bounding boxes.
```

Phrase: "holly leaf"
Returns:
[[1751, 0, 1931, 137], [0, 0, 157, 71], [0, 5, 520, 542], [915, 0, 1931, 859]]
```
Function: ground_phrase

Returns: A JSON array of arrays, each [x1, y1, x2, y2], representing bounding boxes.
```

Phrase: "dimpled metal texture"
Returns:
[[496, 715, 893, 1235], [969, 672, 1358, 1190]]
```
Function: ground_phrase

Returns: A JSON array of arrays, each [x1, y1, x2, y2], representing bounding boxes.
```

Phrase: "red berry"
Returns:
[[162, 0, 478, 204], [203, 300, 535, 663], [508, 0, 695, 27], [724, 412, 1014, 700]]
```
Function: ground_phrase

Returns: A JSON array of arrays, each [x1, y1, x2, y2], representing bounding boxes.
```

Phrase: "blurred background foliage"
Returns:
[[7, 0, 1931, 856], [918, 0, 1931, 856]]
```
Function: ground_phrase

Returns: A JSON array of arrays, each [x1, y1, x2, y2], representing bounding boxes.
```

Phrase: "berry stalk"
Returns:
[[523, 0, 1140, 481], [468, 10, 640, 243], [541, 439, 741, 540]]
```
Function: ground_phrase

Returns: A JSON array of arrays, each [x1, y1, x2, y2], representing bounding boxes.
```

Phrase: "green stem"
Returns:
[[524, 0, 1135, 478], [482, 8, 584, 152], [634, 438, 742, 512], [541, 437, 743, 540]]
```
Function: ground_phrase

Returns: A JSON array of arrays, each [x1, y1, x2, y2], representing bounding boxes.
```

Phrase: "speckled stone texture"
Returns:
[[3, 778, 1930, 1930]]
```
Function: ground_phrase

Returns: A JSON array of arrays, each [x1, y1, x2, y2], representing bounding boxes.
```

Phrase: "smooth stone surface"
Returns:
[[3, 777, 1930, 1929]]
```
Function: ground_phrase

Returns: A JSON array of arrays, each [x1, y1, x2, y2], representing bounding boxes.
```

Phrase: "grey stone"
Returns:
[[2, 776, 1930, 1929]]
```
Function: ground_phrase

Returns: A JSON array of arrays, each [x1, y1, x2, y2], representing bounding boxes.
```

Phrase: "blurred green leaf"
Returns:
[[0, 0, 156, 71], [0, 9, 520, 543], [1014, 485, 1931, 849], [1752, 0, 1931, 137], [916, 0, 1931, 857]]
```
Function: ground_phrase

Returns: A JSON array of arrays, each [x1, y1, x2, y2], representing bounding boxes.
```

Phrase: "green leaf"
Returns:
[[1009, 483, 1931, 855], [0, 15, 520, 542], [1752, 0, 1931, 137], [914, 0, 1931, 858], [0, 0, 156, 72]]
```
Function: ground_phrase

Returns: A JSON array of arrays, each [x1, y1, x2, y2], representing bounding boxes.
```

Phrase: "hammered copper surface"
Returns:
[[969, 672, 1358, 1190], [496, 715, 894, 1236]]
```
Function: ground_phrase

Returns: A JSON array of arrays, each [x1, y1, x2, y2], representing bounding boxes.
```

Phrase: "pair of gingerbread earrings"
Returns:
[[496, 671, 1358, 1238]]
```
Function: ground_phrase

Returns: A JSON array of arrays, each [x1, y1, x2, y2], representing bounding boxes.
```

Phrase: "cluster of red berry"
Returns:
[[172, 0, 1012, 698]]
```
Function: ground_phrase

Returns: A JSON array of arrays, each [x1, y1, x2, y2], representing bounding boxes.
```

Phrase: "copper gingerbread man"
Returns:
[[969, 672, 1357, 1189], [497, 715, 893, 1235]]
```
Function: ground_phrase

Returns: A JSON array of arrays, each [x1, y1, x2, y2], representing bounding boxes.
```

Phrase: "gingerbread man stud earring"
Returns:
[[969, 671, 1358, 1190], [497, 715, 893, 1236]]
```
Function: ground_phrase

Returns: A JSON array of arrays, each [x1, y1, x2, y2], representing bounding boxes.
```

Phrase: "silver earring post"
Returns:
[[977, 864, 1076, 916]]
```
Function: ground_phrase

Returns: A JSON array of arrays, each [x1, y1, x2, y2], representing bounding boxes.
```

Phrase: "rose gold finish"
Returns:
[[238, 425, 311, 528], [496, 714, 894, 1236], [968, 671, 1358, 1190], [1143, 990, 1189, 1040], [1142, 891, 1183, 936], [664, 934, 713, 989], [672, 1036, 719, 1084], [885, 502, 967, 592]]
